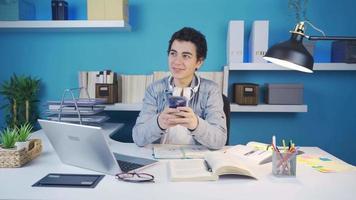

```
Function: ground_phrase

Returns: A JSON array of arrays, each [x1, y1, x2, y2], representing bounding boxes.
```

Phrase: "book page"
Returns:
[[205, 152, 257, 179], [169, 159, 217, 181], [227, 143, 272, 164], [153, 144, 184, 159], [153, 144, 210, 159]]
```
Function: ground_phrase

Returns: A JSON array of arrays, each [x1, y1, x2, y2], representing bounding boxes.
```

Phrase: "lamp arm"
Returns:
[[307, 35, 356, 41]]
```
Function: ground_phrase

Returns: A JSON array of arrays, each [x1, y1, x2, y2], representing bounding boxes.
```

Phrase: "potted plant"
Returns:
[[288, 0, 315, 55], [15, 123, 33, 150], [0, 74, 41, 129], [0, 128, 18, 151]]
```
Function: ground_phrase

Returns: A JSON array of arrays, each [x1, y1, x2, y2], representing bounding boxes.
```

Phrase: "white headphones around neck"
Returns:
[[167, 73, 201, 96]]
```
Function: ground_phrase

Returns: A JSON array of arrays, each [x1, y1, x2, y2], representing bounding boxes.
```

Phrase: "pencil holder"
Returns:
[[272, 151, 297, 176]]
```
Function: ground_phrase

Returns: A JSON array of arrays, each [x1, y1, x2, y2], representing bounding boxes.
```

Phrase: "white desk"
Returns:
[[1, 124, 355, 200]]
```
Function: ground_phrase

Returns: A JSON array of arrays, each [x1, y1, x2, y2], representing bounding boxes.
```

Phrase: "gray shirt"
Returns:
[[132, 76, 227, 150]]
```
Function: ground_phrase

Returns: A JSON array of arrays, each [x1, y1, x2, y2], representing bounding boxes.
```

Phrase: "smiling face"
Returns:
[[168, 40, 203, 87]]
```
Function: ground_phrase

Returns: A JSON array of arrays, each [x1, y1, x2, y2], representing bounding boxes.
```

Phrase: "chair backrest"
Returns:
[[222, 94, 230, 145]]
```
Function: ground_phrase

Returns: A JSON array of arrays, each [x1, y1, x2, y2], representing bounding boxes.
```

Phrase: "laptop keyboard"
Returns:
[[116, 160, 144, 173]]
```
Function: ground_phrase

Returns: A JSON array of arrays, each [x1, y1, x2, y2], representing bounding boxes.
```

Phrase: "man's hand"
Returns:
[[158, 107, 198, 130], [157, 107, 180, 130], [169, 107, 198, 130]]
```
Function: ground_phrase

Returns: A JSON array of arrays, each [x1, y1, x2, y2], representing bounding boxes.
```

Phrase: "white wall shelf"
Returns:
[[221, 62, 356, 113], [104, 103, 142, 111], [0, 20, 131, 31], [225, 63, 356, 71], [103, 103, 308, 113], [230, 104, 307, 112]]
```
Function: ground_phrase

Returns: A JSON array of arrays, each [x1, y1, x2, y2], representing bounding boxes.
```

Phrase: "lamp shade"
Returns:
[[263, 33, 314, 73]]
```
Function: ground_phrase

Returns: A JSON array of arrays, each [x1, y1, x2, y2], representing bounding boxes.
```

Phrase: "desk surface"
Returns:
[[1, 123, 355, 200]]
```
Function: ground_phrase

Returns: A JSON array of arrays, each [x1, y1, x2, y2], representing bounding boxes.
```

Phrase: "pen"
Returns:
[[272, 135, 276, 149], [282, 139, 287, 152], [244, 150, 256, 156], [204, 160, 212, 172]]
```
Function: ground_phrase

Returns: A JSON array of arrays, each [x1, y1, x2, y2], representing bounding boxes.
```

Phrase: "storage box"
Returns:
[[233, 83, 259, 105], [265, 84, 303, 105], [331, 41, 356, 63], [0, 0, 35, 20], [96, 83, 118, 104], [87, 0, 128, 21]]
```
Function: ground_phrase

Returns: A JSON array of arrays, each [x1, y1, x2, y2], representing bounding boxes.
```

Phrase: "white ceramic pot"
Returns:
[[15, 141, 29, 151]]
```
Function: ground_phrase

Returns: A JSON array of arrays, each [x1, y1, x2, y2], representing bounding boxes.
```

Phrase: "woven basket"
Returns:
[[0, 139, 42, 168]]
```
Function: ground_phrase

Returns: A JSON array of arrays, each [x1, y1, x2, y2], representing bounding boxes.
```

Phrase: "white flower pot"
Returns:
[[15, 141, 29, 151]]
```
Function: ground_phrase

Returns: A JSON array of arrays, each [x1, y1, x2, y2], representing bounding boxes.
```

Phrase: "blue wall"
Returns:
[[1, 0, 356, 164]]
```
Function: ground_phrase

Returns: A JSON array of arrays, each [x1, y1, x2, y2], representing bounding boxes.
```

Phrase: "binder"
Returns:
[[249, 20, 269, 63], [227, 20, 244, 65]]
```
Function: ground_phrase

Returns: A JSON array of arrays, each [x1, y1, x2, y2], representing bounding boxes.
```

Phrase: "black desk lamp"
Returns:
[[263, 22, 356, 73]]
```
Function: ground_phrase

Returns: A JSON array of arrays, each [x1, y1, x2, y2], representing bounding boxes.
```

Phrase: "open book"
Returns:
[[153, 144, 210, 159], [169, 152, 258, 181], [226, 141, 272, 165], [226, 141, 304, 165]]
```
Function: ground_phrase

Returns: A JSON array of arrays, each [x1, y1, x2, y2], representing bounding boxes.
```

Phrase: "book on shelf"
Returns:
[[169, 152, 258, 181], [153, 144, 210, 159], [121, 74, 153, 104], [197, 71, 224, 92]]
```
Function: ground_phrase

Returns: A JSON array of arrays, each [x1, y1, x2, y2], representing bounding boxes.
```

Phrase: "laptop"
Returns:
[[38, 119, 158, 175]]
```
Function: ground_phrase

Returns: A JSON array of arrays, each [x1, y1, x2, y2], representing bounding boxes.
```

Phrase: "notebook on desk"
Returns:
[[38, 119, 158, 175]]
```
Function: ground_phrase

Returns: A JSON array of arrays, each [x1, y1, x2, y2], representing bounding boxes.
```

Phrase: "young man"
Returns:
[[132, 27, 227, 149]]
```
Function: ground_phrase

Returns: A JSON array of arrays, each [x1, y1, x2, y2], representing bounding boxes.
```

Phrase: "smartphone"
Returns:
[[168, 96, 187, 108]]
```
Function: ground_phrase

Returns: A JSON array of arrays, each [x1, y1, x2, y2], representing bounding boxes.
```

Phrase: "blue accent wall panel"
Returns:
[[0, 0, 356, 164]]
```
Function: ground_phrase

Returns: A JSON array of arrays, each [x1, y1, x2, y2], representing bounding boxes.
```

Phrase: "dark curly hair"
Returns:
[[167, 27, 207, 61]]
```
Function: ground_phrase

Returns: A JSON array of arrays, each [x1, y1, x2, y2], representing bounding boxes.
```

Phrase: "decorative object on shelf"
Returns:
[[0, 0, 35, 21], [0, 139, 42, 168], [264, 21, 356, 73], [233, 83, 259, 105], [227, 20, 244, 65], [96, 84, 118, 104], [51, 0, 68, 20], [249, 20, 269, 63], [87, 0, 128, 21], [265, 84, 304, 105], [94, 70, 119, 104], [0, 74, 41, 129], [331, 41, 356, 63]]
